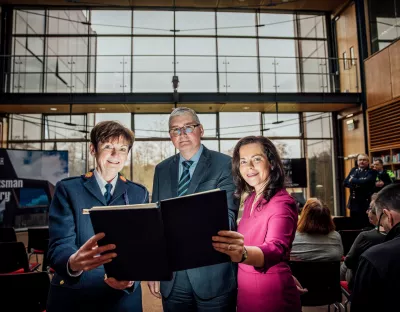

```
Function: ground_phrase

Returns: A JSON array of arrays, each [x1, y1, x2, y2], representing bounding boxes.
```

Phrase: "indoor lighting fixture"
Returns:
[[50, 108, 57, 111], [243, 106, 250, 110], [99, 108, 106, 111], [346, 113, 353, 118], [172, 75, 179, 89]]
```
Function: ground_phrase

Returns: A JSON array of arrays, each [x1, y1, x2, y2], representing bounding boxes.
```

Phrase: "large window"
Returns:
[[369, 0, 400, 53], [10, 9, 332, 94], [7, 111, 337, 212]]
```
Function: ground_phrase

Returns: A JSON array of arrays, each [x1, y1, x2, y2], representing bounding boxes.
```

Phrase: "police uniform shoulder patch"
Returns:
[[84, 171, 94, 179]]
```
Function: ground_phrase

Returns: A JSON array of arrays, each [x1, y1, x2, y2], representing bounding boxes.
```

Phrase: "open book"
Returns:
[[85, 189, 230, 281]]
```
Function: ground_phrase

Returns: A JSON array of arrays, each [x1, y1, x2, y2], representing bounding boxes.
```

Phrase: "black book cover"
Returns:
[[161, 190, 231, 272], [89, 204, 172, 281], [88, 189, 230, 281]]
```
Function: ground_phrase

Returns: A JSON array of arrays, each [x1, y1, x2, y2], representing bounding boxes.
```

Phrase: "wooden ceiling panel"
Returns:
[[0, 103, 358, 114]]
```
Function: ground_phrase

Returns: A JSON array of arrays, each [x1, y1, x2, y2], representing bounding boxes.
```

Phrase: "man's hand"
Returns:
[[376, 181, 384, 187], [104, 277, 134, 290], [148, 281, 162, 299], [69, 232, 117, 272]]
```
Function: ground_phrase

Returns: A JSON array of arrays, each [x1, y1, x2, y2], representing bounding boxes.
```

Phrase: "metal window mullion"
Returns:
[[215, 9, 219, 92], [216, 112, 220, 152], [296, 13, 304, 92], [42, 9, 47, 93], [130, 8, 133, 94], [86, 8, 90, 93], [256, 10, 261, 93]]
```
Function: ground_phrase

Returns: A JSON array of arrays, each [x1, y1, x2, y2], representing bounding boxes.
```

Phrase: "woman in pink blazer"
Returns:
[[213, 136, 301, 312]]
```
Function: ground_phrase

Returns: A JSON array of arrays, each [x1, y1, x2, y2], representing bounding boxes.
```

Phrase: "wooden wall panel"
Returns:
[[365, 48, 392, 108], [336, 3, 361, 93], [342, 113, 365, 216], [368, 100, 400, 150], [389, 40, 400, 99]]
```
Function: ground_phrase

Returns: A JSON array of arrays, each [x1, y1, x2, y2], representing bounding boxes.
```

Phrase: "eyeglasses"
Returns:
[[169, 124, 201, 137], [376, 212, 387, 235]]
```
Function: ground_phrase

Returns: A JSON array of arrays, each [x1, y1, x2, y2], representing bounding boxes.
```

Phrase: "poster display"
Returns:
[[0, 148, 68, 228]]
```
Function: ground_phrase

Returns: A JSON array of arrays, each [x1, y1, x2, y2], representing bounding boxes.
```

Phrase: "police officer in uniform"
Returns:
[[344, 154, 377, 228], [47, 121, 148, 312], [373, 158, 395, 193]]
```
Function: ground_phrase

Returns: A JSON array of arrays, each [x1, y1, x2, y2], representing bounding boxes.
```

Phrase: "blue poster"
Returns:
[[0, 149, 69, 228]]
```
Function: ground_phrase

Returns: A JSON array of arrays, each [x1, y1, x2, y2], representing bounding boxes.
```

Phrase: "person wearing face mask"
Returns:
[[47, 121, 149, 312], [344, 154, 377, 228], [351, 184, 400, 312], [212, 136, 301, 312]]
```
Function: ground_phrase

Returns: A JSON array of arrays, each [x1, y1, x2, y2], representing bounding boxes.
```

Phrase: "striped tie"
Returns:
[[178, 160, 193, 197]]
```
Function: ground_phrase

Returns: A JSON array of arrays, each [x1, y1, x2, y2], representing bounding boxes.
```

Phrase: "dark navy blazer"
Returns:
[[47, 171, 149, 312], [152, 146, 239, 299]]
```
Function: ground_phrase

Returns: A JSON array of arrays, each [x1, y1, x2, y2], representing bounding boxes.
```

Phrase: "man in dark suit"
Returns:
[[47, 121, 149, 312], [148, 107, 239, 312], [344, 153, 377, 228]]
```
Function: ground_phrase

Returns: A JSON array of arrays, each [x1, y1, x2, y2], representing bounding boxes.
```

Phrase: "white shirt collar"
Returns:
[[93, 169, 118, 196]]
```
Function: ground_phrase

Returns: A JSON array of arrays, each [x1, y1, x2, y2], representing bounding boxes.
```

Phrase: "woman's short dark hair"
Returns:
[[232, 136, 285, 203], [297, 198, 335, 235], [90, 121, 134, 151]]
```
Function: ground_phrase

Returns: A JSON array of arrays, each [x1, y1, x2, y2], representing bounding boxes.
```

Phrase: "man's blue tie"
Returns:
[[178, 160, 193, 197], [104, 183, 113, 204]]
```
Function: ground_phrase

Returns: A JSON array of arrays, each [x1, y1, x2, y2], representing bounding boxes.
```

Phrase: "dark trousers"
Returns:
[[162, 270, 236, 312]]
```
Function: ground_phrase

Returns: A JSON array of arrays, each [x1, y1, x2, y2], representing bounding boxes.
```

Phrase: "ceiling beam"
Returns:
[[0, 92, 361, 105]]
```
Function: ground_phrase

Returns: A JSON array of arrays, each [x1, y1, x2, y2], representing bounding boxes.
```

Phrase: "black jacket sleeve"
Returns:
[[350, 256, 381, 312], [344, 168, 356, 188], [351, 169, 377, 185], [344, 232, 365, 269]]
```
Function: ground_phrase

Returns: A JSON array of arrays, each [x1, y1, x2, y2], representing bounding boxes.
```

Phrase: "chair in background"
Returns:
[[0, 271, 50, 312], [27, 227, 49, 270], [338, 229, 363, 256], [289, 260, 342, 311], [339, 281, 352, 312], [0, 242, 40, 273], [0, 227, 17, 242], [333, 216, 371, 231]]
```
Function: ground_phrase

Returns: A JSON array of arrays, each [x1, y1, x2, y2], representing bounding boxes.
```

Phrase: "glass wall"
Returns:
[[369, 0, 400, 53], [7, 111, 336, 213], [304, 112, 335, 211], [10, 9, 334, 93]]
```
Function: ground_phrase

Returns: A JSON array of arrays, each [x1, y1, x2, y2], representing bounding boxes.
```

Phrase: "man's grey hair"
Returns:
[[374, 184, 400, 215], [169, 107, 201, 129]]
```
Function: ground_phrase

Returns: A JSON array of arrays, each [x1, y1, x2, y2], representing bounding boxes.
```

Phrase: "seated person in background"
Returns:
[[351, 184, 400, 312], [340, 193, 386, 290], [290, 198, 343, 261]]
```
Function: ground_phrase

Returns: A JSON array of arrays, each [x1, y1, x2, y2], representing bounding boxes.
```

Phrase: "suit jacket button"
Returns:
[[60, 280, 65, 285]]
